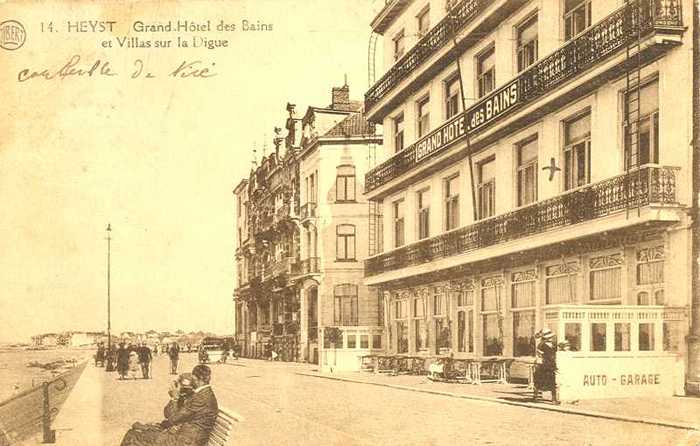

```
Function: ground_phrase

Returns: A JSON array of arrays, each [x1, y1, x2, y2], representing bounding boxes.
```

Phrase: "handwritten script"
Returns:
[[17, 55, 217, 82]]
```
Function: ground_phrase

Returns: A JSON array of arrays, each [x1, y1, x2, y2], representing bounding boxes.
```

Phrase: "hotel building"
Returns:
[[363, 0, 694, 397]]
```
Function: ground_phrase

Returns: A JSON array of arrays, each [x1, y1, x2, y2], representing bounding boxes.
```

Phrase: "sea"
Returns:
[[0, 347, 91, 403]]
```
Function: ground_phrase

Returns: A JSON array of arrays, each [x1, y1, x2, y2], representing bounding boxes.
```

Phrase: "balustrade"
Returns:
[[366, 166, 678, 276]]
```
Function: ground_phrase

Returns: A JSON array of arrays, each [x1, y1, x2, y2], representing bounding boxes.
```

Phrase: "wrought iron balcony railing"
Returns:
[[292, 257, 321, 275], [270, 257, 295, 277], [365, 166, 679, 277], [366, 0, 489, 112], [365, 0, 682, 193], [300, 202, 317, 220]]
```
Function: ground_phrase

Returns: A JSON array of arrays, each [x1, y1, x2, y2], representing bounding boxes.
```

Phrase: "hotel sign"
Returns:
[[415, 79, 520, 163]]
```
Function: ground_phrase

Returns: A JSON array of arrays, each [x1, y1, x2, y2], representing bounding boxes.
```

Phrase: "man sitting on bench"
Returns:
[[120, 364, 219, 446]]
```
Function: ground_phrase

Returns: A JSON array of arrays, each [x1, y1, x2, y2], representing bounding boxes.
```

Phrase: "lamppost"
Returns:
[[105, 223, 114, 371]]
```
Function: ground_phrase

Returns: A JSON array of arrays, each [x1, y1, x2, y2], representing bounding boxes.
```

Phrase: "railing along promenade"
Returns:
[[0, 361, 86, 445]]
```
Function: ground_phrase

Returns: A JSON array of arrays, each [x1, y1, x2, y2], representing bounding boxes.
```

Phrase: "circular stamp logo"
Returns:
[[0, 20, 26, 50]]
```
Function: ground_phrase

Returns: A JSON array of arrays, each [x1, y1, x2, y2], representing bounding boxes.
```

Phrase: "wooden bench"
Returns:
[[207, 407, 243, 446]]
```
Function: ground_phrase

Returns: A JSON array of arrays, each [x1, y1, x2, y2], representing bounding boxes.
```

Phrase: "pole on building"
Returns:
[[687, 0, 700, 395]]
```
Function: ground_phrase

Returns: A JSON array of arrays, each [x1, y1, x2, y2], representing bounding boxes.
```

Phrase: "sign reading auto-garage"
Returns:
[[415, 79, 520, 163]]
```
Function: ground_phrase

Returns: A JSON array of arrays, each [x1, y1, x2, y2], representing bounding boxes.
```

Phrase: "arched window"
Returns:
[[336, 224, 356, 261], [336, 165, 356, 202], [334, 284, 358, 326]]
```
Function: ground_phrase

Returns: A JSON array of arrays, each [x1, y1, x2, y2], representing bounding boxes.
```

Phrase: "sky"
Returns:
[[0, 0, 385, 343]]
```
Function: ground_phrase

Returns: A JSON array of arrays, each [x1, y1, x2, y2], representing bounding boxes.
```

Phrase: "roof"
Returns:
[[322, 112, 376, 138], [370, 0, 414, 35]]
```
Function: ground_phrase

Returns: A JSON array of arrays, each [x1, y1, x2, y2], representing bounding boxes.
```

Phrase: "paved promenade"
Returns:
[[52, 354, 700, 445]]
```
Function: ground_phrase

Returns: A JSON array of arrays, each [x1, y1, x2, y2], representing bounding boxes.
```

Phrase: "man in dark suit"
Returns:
[[137, 342, 153, 379], [168, 342, 180, 375], [120, 365, 218, 446]]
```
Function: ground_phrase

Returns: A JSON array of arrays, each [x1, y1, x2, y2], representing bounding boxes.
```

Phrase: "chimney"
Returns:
[[331, 84, 351, 111]]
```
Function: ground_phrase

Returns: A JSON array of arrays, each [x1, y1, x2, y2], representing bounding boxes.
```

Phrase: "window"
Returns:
[[336, 165, 356, 202], [517, 137, 538, 206], [393, 30, 406, 61], [614, 323, 631, 351], [512, 270, 536, 357], [445, 175, 460, 230], [393, 113, 405, 152], [564, 0, 591, 41], [589, 253, 623, 303], [624, 81, 659, 168], [481, 277, 504, 356], [545, 262, 578, 305], [360, 335, 369, 349], [516, 15, 538, 72], [513, 312, 536, 356], [372, 334, 383, 349], [237, 197, 242, 217], [477, 46, 495, 98], [347, 334, 357, 348], [336, 224, 356, 261], [417, 6, 430, 37], [639, 323, 655, 351], [309, 173, 317, 203], [636, 245, 664, 305], [445, 76, 461, 119], [433, 287, 450, 353], [478, 158, 496, 219], [395, 297, 409, 353], [417, 189, 430, 239], [334, 284, 358, 326], [564, 323, 581, 351], [413, 295, 428, 352], [417, 96, 430, 138], [591, 322, 607, 351], [456, 285, 474, 353], [563, 112, 591, 190], [393, 199, 405, 247]]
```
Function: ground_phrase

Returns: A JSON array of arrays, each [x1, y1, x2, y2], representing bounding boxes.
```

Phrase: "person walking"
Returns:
[[128, 349, 140, 380], [533, 328, 559, 404], [168, 342, 180, 375], [116, 342, 130, 380], [138, 342, 153, 379]]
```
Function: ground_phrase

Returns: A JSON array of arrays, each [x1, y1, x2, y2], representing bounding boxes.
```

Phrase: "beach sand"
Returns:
[[0, 348, 91, 402]]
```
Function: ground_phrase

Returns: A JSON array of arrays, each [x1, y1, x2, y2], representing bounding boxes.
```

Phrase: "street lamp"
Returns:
[[105, 223, 114, 371]]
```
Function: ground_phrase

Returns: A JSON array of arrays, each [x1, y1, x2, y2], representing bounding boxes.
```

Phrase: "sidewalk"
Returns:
[[53, 361, 102, 445], [294, 367, 700, 431]]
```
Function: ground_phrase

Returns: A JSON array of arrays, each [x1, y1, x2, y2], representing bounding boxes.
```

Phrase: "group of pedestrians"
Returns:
[[96, 341, 182, 380]]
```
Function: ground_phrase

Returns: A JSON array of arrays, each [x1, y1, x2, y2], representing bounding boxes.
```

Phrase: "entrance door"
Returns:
[[308, 287, 319, 364]]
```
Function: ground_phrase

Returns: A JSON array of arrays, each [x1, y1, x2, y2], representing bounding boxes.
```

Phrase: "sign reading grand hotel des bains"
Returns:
[[415, 79, 520, 163]]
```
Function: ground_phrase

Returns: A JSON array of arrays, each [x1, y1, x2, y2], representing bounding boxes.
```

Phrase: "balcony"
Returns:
[[366, 0, 492, 113], [365, 0, 683, 193], [270, 257, 295, 277], [366, 166, 679, 277], [300, 202, 317, 221], [292, 257, 321, 276]]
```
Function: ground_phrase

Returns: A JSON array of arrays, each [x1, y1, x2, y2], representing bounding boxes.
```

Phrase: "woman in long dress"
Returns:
[[128, 350, 140, 379]]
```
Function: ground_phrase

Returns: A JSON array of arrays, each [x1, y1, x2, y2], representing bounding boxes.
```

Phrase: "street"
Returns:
[[95, 353, 692, 446]]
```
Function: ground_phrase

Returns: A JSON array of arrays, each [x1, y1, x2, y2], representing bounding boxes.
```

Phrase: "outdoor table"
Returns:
[[470, 357, 511, 384], [360, 354, 377, 372]]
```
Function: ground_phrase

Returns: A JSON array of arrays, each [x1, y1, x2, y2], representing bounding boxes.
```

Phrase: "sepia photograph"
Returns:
[[0, 0, 699, 444]]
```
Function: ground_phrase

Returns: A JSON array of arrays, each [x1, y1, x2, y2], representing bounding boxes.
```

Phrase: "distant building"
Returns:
[[234, 84, 385, 369]]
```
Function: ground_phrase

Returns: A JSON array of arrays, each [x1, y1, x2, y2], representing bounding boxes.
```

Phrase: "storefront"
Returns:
[[376, 230, 689, 396]]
